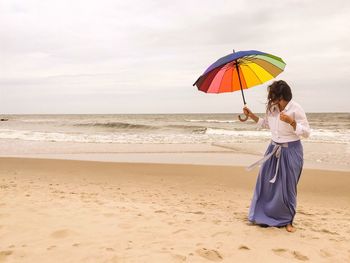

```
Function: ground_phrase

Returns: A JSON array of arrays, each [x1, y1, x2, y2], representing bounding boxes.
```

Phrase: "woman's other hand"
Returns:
[[280, 112, 293, 124]]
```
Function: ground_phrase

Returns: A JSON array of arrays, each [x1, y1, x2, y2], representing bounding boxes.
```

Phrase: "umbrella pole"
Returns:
[[235, 61, 247, 105], [235, 61, 249, 122]]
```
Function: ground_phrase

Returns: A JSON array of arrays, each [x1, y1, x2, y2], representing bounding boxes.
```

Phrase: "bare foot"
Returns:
[[286, 224, 296, 233]]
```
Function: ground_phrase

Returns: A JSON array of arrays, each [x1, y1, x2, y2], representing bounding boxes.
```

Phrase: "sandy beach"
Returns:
[[1, 157, 349, 262]]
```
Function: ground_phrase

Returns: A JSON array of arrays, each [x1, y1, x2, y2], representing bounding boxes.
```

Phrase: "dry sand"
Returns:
[[0, 157, 349, 262]]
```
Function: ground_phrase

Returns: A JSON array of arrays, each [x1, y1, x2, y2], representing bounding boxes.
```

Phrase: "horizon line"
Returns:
[[1, 111, 349, 115]]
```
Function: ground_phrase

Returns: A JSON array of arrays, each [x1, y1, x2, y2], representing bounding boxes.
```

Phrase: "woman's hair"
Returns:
[[267, 80, 292, 112]]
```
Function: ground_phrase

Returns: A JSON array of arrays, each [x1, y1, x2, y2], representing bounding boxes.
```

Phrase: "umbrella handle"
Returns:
[[238, 104, 249, 122], [238, 113, 248, 122]]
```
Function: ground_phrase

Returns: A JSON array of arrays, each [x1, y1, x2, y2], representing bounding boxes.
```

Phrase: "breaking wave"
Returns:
[[75, 122, 158, 130]]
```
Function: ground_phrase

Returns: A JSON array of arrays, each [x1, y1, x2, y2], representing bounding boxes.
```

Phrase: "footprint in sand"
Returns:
[[173, 229, 187, 234], [154, 210, 167, 214], [195, 248, 223, 262], [320, 229, 339, 235], [272, 248, 288, 256], [50, 229, 73, 239], [211, 231, 232, 238], [0, 251, 13, 262], [103, 213, 115, 217], [47, 245, 56, 251], [238, 245, 250, 250], [319, 249, 332, 258], [189, 211, 205, 215], [105, 256, 120, 263], [298, 210, 315, 216], [292, 251, 309, 261], [310, 227, 339, 236], [172, 254, 187, 262], [272, 248, 309, 261]]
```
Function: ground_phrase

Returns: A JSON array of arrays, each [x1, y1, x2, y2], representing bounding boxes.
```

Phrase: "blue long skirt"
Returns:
[[248, 140, 303, 227]]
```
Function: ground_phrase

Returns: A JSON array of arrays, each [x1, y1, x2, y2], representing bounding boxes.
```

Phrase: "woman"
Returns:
[[243, 80, 310, 232]]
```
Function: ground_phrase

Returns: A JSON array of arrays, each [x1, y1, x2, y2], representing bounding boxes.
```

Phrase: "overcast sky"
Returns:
[[1, 0, 349, 114]]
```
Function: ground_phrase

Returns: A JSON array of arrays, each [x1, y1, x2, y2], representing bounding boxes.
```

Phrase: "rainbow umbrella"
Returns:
[[193, 50, 286, 120]]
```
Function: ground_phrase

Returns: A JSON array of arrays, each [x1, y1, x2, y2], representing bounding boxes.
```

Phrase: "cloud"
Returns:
[[0, 0, 349, 113]]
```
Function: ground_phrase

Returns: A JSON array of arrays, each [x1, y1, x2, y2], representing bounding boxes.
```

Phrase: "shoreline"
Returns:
[[0, 139, 349, 172], [1, 153, 349, 172]]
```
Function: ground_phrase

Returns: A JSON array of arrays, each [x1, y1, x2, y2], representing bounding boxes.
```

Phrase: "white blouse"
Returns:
[[257, 100, 311, 143]]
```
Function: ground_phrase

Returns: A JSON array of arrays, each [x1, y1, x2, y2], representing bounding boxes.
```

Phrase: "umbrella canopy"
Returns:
[[193, 50, 286, 105]]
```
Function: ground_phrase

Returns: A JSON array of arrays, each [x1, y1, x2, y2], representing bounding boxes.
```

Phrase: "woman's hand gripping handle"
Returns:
[[238, 105, 249, 122]]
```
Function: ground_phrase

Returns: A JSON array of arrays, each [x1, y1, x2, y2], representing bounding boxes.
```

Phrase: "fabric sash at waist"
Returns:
[[246, 141, 290, 184]]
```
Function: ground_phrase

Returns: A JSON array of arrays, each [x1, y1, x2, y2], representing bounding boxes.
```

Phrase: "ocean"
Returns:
[[0, 113, 349, 144]]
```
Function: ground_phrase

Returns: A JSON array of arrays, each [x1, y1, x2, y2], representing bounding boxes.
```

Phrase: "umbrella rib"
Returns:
[[237, 55, 261, 66]]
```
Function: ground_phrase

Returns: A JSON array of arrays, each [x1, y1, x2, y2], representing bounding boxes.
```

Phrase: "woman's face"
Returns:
[[271, 98, 281, 106]]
